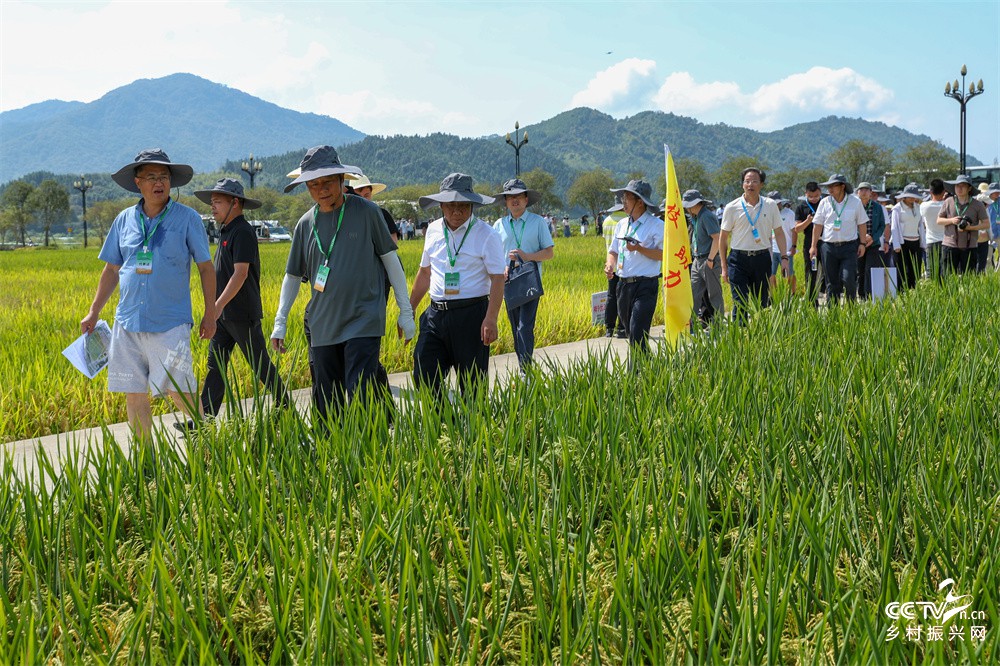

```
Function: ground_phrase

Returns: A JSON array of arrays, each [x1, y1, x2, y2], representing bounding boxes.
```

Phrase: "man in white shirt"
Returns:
[[603, 180, 664, 352], [921, 179, 947, 282], [409, 173, 505, 398], [809, 174, 872, 303], [766, 191, 797, 293], [720, 168, 788, 321]]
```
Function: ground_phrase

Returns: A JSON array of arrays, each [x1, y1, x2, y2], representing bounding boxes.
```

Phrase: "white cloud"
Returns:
[[569, 58, 657, 112], [652, 66, 895, 130]]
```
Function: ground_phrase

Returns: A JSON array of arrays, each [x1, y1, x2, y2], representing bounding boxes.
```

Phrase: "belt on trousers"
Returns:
[[827, 239, 858, 247], [430, 296, 488, 311], [731, 248, 768, 256], [694, 253, 709, 259], [620, 274, 660, 284]]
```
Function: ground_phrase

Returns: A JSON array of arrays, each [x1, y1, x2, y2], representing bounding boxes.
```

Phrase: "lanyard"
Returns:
[[506, 215, 526, 249], [739, 198, 762, 230], [444, 219, 475, 268], [138, 201, 171, 250], [626, 216, 643, 239], [806, 200, 816, 214], [955, 200, 970, 219], [310, 203, 346, 266], [830, 196, 848, 223]]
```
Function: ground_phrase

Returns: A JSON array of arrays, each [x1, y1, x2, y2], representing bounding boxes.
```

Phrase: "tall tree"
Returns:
[[29, 180, 71, 246], [657, 158, 714, 202], [891, 141, 960, 189], [713, 156, 769, 203], [767, 167, 828, 200], [520, 168, 563, 211], [827, 139, 894, 187], [567, 168, 616, 223], [1, 180, 36, 246], [87, 200, 129, 244]]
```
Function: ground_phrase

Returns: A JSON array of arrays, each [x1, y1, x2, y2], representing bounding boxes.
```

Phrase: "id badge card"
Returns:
[[314, 264, 331, 292], [833, 218, 842, 231], [444, 271, 461, 296], [751, 227, 761, 243], [136, 250, 153, 274]]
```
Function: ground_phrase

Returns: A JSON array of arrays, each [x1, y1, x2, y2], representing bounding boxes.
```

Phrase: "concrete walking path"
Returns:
[[5, 327, 665, 482]]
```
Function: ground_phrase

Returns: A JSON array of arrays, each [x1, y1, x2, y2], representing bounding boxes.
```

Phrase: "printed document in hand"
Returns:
[[63, 320, 113, 379]]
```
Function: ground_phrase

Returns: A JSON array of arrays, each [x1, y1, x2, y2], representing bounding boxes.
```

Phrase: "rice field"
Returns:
[[1, 235, 624, 441], [2, 264, 999, 663]]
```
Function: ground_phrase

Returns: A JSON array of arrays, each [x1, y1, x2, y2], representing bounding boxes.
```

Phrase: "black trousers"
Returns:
[[942, 246, 974, 276], [897, 240, 923, 290], [311, 336, 382, 425], [616, 276, 659, 351], [604, 273, 624, 334], [201, 319, 289, 417], [975, 242, 990, 273], [413, 300, 489, 398]]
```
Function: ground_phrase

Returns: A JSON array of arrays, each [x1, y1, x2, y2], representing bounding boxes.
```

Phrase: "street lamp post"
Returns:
[[944, 65, 985, 175], [505, 122, 528, 177], [241, 153, 263, 189], [73, 176, 93, 248]]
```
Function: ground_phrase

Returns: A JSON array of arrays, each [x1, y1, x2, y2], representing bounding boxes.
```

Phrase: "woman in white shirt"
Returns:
[[890, 183, 926, 290]]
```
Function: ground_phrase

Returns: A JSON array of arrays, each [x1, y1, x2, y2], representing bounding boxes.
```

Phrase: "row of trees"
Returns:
[[0, 140, 961, 245], [0, 180, 70, 247], [563, 140, 961, 223]]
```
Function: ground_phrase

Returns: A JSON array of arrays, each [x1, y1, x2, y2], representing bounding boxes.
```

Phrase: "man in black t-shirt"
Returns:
[[794, 181, 824, 305], [189, 178, 290, 424]]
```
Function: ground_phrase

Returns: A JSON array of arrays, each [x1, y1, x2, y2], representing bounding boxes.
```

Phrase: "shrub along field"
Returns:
[[0, 235, 623, 442], [2, 263, 999, 662]]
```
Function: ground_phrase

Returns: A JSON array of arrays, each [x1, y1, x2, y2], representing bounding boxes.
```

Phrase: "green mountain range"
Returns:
[[1, 73, 970, 202]]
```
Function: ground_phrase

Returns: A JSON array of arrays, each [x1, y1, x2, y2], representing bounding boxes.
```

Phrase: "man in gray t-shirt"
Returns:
[[270, 146, 415, 425]]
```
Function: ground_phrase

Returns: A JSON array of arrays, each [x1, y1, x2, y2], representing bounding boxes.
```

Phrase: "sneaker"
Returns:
[[605, 329, 614, 338], [615, 330, 627, 339]]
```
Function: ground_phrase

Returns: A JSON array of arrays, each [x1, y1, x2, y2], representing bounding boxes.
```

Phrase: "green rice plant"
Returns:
[[2, 270, 999, 663], [1, 236, 624, 441]]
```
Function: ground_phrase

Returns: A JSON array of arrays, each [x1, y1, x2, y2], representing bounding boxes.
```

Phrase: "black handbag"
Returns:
[[504, 259, 544, 308]]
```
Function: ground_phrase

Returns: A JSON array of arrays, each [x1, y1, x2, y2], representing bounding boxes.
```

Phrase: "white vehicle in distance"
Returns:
[[249, 220, 290, 242]]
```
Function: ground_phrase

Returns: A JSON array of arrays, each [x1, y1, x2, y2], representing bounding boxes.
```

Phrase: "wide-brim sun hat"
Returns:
[[946, 174, 974, 187], [609, 179, 657, 208], [349, 174, 386, 195], [418, 173, 495, 209], [493, 178, 541, 206], [284, 145, 362, 193], [193, 177, 262, 210], [820, 173, 850, 188], [682, 189, 708, 208], [985, 182, 1000, 196], [112, 148, 193, 193], [895, 183, 922, 201]]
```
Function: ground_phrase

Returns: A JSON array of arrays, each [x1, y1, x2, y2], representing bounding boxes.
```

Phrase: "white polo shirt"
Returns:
[[921, 199, 945, 243], [721, 195, 783, 251], [420, 216, 505, 301], [608, 211, 664, 279], [812, 194, 868, 243]]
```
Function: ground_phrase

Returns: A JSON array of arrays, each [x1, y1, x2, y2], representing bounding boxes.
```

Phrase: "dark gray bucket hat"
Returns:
[[284, 145, 361, 193], [494, 178, 541, 206], [111, 148, 194, 193], [946, 174, 974, 187], [609, 179, 657, 208], [418, 173, 495, 209], [820, 174, 850, 187], [193, 177, 262, 209], [682, 189, 708, 208], [895, 183, 923, 201]]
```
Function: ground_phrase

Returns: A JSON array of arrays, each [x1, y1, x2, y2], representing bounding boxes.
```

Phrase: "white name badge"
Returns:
[[136, 250, 153, 274], [314, 265, 330, 292], [444, 271, 461, 296]]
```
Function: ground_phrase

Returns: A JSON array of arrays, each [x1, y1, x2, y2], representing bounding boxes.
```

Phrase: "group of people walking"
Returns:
[[80, 146, 564, 439], [79, 146, 1000, 440], [675, 170, 999, 327]]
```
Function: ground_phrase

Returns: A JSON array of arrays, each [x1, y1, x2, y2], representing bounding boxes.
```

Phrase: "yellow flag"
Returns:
[[661, 144, 693, 348]]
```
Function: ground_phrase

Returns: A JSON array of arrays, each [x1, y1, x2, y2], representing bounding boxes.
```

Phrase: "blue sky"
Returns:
[[2, 0, 998, 164]]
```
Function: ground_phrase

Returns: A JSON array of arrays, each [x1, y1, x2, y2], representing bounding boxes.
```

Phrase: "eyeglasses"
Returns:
[[137, 175, 171, 185]]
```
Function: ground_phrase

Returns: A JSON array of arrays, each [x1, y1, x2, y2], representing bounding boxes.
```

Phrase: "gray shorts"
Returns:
[[107, 322, 197, 395]]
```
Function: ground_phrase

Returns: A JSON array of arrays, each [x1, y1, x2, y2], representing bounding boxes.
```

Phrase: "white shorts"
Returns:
[[107, 322, 196, 395]]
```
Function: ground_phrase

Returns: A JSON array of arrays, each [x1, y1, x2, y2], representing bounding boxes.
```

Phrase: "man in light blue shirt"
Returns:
[[493, 178, 554, 371], [81, 149, 216, 440]]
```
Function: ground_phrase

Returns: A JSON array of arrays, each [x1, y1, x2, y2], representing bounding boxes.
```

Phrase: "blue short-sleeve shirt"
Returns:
[[99, 198, 211, 333], [492, 210, 555, 276]]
